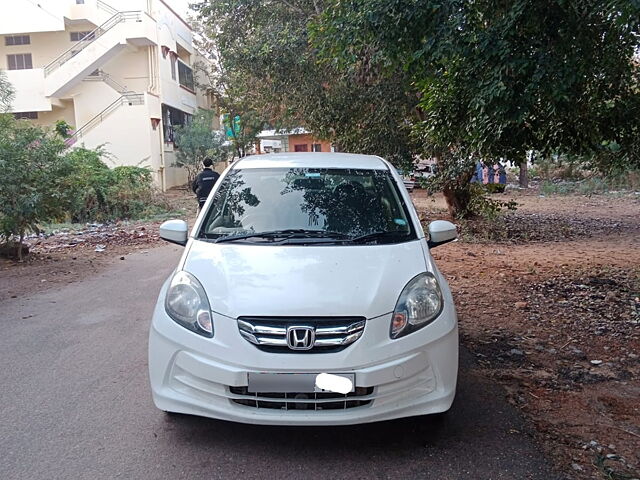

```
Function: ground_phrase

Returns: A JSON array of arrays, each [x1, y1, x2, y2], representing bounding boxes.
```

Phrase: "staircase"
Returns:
[[83, 69, 133, 94], [44, 10, 155, 98], [68, 93, 145, 144]]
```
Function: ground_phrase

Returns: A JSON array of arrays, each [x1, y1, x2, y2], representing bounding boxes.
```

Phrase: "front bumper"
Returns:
[[148, 296, 458, 426]]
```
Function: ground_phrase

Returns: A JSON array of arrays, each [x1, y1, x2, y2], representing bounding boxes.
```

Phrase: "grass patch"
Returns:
[[540, 172, 640, 196]]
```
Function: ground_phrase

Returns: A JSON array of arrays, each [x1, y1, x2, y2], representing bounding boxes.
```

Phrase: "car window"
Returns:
[[198, 167, 415, 243]]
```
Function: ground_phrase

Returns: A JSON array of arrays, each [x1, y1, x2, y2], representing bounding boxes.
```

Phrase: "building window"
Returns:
[[7, 53, 33, 70], [70, 31, 94, 42], [5, 35, 30, 46], [312, 143, 322, 152], [14, 111, 38, 120], [294, 144, 309, 152], [177, 61, 194, 91], [170, 53, 177, 80], [162, 104, 192, 145]]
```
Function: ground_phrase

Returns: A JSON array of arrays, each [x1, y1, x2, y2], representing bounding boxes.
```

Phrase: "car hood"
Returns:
[[183, 239, 429, 319]]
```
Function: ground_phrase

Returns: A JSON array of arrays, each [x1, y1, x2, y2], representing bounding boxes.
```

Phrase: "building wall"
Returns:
[[33, 101, 76, 127], [4, 69, 49, 113], [68, 80, 121, 128], [0, 22, 99, 71], [101, 47, 151, 94], [288, 134, 332, 153], [74, 101, 152, 169]]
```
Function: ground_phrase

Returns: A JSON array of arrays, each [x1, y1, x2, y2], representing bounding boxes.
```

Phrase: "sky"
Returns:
[[165, 0, 192, 20]]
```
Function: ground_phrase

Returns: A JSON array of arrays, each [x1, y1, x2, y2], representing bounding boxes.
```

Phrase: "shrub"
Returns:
[[61, 148, 168, 222], [0, 127, 173, 259], [0, 115, 69, 259], [461, 183, 517, 220], [539, 168, 640, 196]]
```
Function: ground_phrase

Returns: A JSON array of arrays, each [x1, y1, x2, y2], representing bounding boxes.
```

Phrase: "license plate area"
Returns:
[[247, 372, 355, 393]]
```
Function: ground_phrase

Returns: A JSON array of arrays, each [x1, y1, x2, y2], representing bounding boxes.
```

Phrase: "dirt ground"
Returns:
[[414, 188, 640, 480], [1, 186, 638, 479]]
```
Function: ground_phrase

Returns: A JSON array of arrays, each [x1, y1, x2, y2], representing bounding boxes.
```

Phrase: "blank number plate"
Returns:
[[247, 372, 355, 393]]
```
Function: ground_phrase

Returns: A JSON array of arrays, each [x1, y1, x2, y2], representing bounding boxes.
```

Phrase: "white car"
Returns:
[[148, 153, 459, 425]]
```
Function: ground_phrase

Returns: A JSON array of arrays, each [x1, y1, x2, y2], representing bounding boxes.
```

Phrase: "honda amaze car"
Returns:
[[148, 153, 459, 425]]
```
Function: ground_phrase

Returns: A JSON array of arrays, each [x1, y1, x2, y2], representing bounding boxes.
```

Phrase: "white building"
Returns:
[[0, 0, 217, 189]]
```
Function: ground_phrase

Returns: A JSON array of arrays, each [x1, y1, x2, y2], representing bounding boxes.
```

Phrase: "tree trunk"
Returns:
[[0, 242, 28, 260], [519, 161, 529, 188], [442, 186, 473, 219], [17, 231, 24, 262]]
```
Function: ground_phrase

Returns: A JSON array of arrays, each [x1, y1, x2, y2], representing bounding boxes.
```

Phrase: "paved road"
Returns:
[[0, 245, 559, 479]]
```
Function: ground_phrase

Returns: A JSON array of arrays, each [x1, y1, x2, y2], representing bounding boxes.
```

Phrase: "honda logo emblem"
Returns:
[[286, 326, 315, 350]]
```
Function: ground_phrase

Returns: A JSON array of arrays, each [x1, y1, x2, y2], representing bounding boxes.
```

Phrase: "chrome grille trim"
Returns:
[[237, 317, 366, 353]]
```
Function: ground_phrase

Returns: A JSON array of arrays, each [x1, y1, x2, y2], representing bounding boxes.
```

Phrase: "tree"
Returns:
[[173, 109, 228, 185], [312, 0, 640, 217], [222, 110, 265, 159], [193, 0, 419, 168], [0, 115, 69, 260], [191, 21, 267, 160], [0, 70, 14, 112]]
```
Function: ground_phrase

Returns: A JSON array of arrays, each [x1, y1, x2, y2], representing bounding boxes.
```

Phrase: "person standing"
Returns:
[[192, 158, 220, 210]]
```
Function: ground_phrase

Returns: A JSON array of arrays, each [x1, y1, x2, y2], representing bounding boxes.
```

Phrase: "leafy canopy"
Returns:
[[193, 0, 418, 167], [0, 70, 14, 112], [311, 0, 640, 216]]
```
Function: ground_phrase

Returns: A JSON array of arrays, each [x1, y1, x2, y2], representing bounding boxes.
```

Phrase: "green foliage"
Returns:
[[196, 0, 639, 216], [54, 120, 74, 139], [193, 0, 418, 168], [0, 70, 14, 113], [540, 172, 640, 195], [311, 0, 640, 215], [61, 147, 167, 222], [173, 109, 228, 184], [0, 115, 69, 259], [190, 22, 267, 160], [0, 117, 171, 259], [221, 110, 264, 160], [465, 184, 517, 219]]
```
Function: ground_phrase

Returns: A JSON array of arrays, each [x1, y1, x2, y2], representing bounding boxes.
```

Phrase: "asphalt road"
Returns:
[[0, 245, 560, 480]]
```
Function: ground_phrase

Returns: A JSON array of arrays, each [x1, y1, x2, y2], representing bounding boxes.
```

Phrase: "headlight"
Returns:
[[390, 272, 443, 339], [165, 270, 213, 337]]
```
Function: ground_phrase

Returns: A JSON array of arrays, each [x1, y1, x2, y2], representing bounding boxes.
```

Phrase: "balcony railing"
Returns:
[[44, 11, 143, 76]]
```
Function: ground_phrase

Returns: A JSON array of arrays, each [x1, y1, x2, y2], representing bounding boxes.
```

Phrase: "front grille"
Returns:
[[229, 386, 374, 410], [237, 316, 366, 353]]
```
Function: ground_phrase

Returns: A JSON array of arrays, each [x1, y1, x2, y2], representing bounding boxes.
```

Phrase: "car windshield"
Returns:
[[198, 167, 414, 244]]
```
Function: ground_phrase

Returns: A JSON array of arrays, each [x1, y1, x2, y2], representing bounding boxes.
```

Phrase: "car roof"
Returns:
[[231, 152, 389, 170]]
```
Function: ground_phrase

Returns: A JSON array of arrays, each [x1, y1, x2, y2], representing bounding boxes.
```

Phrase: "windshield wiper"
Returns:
[[214, 229, 350, 243], [350, 231, 410, 244]]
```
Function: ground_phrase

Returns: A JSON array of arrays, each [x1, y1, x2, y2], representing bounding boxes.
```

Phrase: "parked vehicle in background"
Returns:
[[401, 173, 416, 191], [149, 152, 459, 425], [413, 163, 437, 184]]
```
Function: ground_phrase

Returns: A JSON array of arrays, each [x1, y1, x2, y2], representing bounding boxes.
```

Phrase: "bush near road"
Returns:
[[0, 115, 172, 260]]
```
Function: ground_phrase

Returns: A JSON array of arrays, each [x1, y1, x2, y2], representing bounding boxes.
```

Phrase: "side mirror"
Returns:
[[159, 219, 188, 246], [427, 220, 457, 248]]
